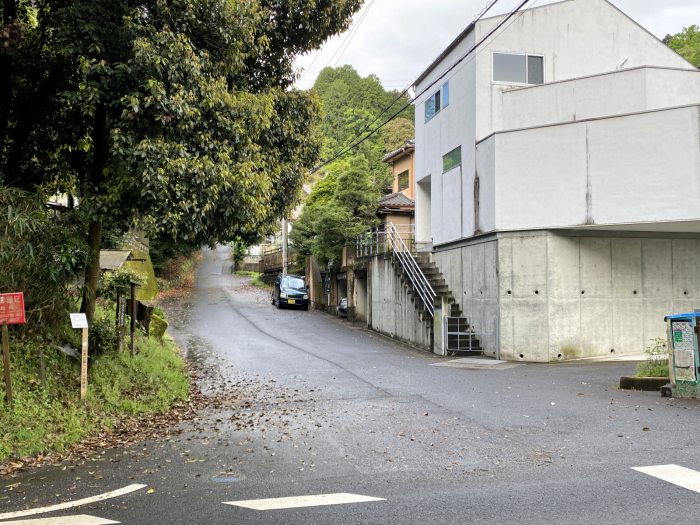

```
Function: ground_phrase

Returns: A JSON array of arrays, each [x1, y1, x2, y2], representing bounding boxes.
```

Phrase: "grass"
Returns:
[[235, 271, 269, 288], [0, 310, 189, 462], [635, 337, 669, 379]]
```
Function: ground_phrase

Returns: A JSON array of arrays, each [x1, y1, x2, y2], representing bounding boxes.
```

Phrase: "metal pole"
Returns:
[[281, 218, 288, 276], [2, 322, 12, 406]]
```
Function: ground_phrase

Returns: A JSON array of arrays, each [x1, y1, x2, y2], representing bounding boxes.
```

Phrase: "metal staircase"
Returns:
[[357, 222, 482, 355]]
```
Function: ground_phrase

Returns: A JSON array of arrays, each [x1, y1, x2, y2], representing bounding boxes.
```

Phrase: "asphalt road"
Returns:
[[2, 246, 699, 524]]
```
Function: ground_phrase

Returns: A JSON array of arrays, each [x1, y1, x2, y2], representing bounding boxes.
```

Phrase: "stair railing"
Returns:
[[385, 221, 436, 316]]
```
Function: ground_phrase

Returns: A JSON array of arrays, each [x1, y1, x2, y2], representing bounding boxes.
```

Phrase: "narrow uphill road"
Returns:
[[1, 246, 699, 524]]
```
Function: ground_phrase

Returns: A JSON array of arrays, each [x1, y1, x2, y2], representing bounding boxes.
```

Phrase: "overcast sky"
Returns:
[[293, 0, 700, 91]]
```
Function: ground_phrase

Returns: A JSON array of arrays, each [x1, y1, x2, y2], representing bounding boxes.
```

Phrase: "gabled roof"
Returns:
[[383, 139, 415, 163], [99, 250, 133, 271], [412, 0, 668, 88]]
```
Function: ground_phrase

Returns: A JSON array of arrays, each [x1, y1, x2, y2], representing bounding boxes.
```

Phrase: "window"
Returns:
[[424, 90, 441, 122], [442, 82, 450, 109], [493, 52, 544, 84], [442, 146, 462, 173], [424, 82, 451, 122], [397, 170, 409, 192]]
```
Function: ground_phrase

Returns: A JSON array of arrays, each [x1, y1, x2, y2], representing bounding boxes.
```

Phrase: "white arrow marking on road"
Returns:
[[633, 464, 700, 494], [0, 514, 118, 525], [0, 484, 146, 521], [224, 492, 385, 511]]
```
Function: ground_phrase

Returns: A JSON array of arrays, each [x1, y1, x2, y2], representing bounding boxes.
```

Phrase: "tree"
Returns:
[[0, 0, 362, 323], [383, 118, 415, 153], [291, 157, 379, 268], [664, 25, 700, 68]]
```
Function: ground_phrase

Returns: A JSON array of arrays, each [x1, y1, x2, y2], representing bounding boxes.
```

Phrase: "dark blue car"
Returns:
[[271, 275, 309, 310]]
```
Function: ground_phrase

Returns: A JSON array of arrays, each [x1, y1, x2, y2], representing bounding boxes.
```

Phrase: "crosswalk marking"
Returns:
[[0, 515, 118, 525], [632, 464, 700, 494], [224, 493, 385, 511], [0, 484, 146, 521]]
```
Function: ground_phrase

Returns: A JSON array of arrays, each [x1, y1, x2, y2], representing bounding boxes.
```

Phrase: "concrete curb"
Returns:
[[619, 376, 668, 392]]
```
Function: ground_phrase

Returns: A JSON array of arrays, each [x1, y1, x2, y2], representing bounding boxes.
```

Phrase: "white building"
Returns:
[[412, 0, 700, 361]]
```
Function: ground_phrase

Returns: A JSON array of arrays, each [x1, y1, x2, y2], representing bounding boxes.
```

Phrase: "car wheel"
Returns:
[[302, 304, 309, 311]]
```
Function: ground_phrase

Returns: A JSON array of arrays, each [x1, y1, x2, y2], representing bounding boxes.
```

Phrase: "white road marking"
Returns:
[[0, 484, 146, 521], [632, 464, 700, 494], [0, 514, 118, 525], [224, 492, 385, 511]]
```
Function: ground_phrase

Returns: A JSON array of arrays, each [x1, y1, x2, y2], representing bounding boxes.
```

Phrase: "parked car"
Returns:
[[337, 297, 348, 317], [271, 274, 309, 310]]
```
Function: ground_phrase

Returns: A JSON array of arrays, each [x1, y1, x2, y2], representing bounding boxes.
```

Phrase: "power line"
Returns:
[[326, 0, 504, 164], [313, 0, 533, 173], [331, 0, 377, 67]]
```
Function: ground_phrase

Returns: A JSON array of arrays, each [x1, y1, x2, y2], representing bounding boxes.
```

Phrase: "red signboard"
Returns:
[[0, 293, 26, 325]]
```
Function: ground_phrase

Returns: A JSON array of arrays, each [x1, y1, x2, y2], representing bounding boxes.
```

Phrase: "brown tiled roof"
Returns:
[[383, 139, 415, 163], [379, 192, 415, 208]]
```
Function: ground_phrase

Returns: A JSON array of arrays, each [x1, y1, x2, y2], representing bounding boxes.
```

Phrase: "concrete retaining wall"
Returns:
[[498, 231, 700, 362], [434, 238, 500, 357], [368, 255, 432, 350]]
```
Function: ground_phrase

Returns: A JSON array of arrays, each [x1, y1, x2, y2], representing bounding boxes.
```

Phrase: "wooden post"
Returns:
[[130, 282, 137, 356], [80, 326, 88, 400], [116, 293, 125, 352], [2, 322, 12, 406]]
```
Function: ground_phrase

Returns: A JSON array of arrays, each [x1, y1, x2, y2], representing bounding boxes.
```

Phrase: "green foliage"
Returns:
[[312, 66, 414, 188], [0, 331, 189, 461], [1, 0, 363, 322], [100, 268, 145, 301], [292, 157, 379, 267], [383, 118, 415, 153], [90, 334, 188, 414], [664, 25, 700, 67], [635, 338, 669, 378], [235, 271, 269, 288], [0, 187, 88, 330], [85, 301, 122, 355]]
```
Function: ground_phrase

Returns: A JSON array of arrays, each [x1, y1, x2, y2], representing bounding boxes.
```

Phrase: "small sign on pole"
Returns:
[[0, 292, 26, 405], [70, 313, 89, 400]]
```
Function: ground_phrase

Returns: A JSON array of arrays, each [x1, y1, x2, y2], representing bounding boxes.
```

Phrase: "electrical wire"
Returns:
[[326, 0, 504, 163], [299, 0, 377, 83], [312, 0, 534, 173]]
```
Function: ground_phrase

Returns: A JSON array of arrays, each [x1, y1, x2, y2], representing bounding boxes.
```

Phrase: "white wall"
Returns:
[[491, 105, 700, 232], [475, 0, 695, 140], [415, 0, 696, 248], [498, 67, 700, 132], [414, 31, 477, 246]]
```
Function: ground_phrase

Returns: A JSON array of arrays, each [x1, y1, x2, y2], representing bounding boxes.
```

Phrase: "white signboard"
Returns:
[[70, 313, 89, 329]]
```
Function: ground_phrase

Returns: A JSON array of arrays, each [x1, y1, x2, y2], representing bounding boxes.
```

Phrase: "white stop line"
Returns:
[[224, 492, 385, 511], [632, 464, 700, 494]]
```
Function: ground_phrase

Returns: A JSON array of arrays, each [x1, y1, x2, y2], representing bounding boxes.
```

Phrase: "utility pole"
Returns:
[[281, 218, 288, 276]]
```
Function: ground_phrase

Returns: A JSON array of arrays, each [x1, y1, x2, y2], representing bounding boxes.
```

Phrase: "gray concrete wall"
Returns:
[[355, 275, 368, 323], [498, 231, 700, 362], [433, 238, 500, 357], [368, 255, 432, 350]]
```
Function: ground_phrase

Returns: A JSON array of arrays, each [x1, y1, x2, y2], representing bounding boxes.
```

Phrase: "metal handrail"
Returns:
[[384, 222, 436, 316]]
